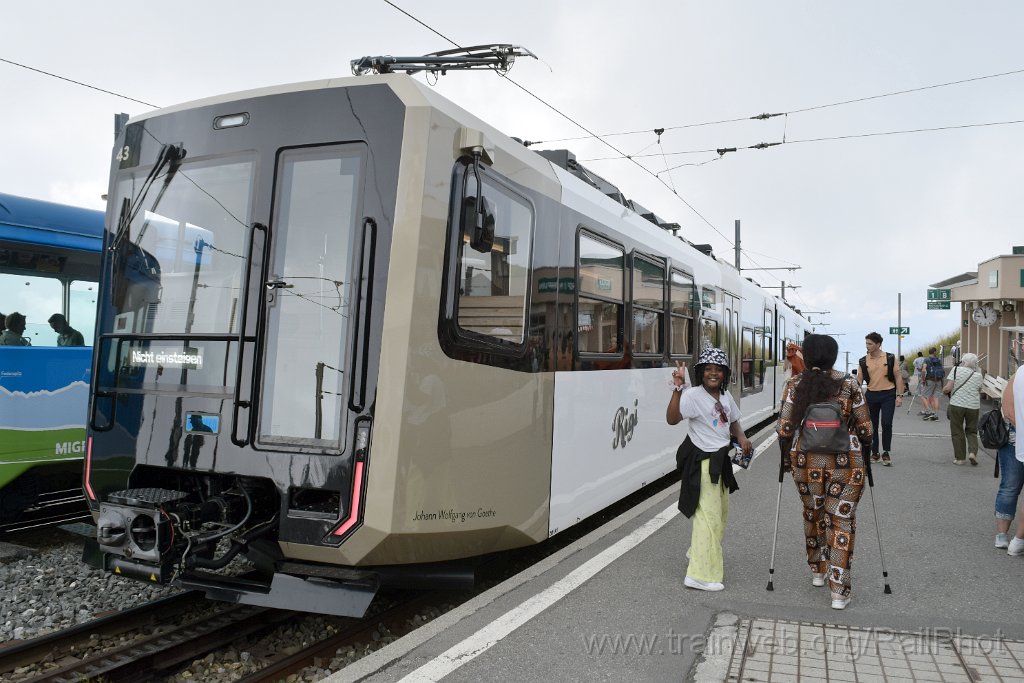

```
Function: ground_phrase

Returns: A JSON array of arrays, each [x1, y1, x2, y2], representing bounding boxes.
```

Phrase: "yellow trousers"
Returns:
[[686, 458, 729, 582]]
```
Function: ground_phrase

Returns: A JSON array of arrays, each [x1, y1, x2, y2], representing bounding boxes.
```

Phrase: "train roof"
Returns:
[[0, 193, 104, 252]]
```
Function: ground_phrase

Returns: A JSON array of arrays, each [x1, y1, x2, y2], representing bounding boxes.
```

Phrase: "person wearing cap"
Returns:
[[48, 313, 85, 346], [667, 346, 752, 592]]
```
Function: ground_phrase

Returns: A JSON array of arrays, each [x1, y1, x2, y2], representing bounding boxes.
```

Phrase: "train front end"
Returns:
[[84, 71, 560, 616], [83, 76, 411, 616]]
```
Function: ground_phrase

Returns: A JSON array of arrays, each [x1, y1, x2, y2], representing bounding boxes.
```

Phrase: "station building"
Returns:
[[931, 246, 1024, 380]]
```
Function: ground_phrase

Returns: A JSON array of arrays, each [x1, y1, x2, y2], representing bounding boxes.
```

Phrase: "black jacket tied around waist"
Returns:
[[676, 436, 739, 518]]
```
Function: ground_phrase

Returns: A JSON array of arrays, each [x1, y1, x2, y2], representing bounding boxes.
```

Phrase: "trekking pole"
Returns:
[[766, 437, 788, 591], [863, 454, 893, 594]]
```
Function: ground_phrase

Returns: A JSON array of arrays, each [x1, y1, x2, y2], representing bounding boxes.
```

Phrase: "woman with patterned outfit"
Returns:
[[777, 335, 873, 610]]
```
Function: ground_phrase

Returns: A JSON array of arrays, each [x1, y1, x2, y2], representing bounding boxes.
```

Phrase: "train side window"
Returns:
[[763, 308, 773, 366], [741, 326, 755, 390], [452, 163, 534, 346], [669, 270, 695, 356], [701, 287, 717, 310], [577, 232, 623, 355], [700, 318, 719, 351], [778, 316, 786, 361], [0, 273, 63, 346], [753, 325, 765, 388], [69, 280, 98, 347], [632, 255, 664, 355]]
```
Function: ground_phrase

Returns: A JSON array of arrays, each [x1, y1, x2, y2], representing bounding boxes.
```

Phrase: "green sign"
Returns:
[[538, 277, 575, 294], [927, 301, 951, 310], [927, 288, 951, 301], [889, 326, 910, 334]]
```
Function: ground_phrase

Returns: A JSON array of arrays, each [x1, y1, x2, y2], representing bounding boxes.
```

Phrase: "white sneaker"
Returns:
[[1008, 537, 1024, 556], [684, 576, 724, 591], [812, 573, 825, 587], [996, 533, 1010, 549], [831, 595, 851, 610]]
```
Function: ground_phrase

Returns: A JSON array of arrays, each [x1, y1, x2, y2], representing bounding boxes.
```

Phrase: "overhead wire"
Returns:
[[0, 56, 158, 108], [580, 118, 1024, 162], [532, 65, 1024, 145], [378, 1, 805, 286]]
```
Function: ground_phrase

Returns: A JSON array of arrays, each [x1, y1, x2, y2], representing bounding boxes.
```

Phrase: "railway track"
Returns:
[[0, 586, 437, 683], [0, 489, 91, 536]]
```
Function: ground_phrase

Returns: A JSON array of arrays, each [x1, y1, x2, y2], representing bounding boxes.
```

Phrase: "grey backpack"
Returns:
[[798, 402, 852, 454]]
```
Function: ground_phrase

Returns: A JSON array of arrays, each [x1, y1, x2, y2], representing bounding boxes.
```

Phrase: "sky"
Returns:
[[4, 1, 1023, 368]]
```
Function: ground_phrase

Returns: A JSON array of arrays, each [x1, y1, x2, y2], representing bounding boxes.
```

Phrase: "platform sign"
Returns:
[[927, 288, 951, 301], [927, 301, 951, 310], [889, 326, 910, 334]]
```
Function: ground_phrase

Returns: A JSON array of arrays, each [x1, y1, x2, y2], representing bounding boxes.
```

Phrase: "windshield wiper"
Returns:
[[109, 143, 186, 253]]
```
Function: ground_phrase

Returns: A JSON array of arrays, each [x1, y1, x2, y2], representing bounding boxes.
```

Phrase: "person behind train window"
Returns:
[[0, 311, 30, 346], [776, 334, 872, 610], [858, 332, 904, 467], [667, 347, 752, 592], [0, 312, 6, 334], [48, 313, 85, 347]]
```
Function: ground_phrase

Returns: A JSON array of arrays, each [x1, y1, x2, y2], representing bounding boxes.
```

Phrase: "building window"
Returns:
[[989, 270, 999, 287]]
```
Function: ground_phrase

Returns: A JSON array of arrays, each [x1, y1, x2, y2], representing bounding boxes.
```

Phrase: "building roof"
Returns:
[[929, 272, 978, 288]]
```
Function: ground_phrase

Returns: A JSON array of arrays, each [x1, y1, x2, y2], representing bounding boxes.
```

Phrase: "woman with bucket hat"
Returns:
[[668, 346, 753, 591]]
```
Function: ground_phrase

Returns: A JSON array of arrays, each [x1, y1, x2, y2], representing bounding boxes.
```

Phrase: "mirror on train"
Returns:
[[464, 195, 496, 253]]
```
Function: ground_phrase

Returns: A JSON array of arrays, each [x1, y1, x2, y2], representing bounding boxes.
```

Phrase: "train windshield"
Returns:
[[109, 156, 255, 335]]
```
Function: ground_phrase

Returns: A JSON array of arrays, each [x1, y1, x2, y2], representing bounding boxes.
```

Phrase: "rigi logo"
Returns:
[[612, 399, 639, 449]]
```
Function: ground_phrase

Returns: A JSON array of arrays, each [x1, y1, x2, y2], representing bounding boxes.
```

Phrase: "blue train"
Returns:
[[0, 193, 103, 525]]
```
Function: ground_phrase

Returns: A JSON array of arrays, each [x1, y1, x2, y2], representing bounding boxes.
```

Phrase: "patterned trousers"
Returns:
[[791, 449, 865, 597]]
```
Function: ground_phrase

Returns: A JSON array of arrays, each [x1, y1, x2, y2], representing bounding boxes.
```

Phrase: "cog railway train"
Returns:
[[0, 193, 102, 526], [83, 62, 813, 616]]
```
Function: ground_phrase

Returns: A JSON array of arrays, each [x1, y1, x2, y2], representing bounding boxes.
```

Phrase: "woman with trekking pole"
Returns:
[[772, 334, 874, 609]]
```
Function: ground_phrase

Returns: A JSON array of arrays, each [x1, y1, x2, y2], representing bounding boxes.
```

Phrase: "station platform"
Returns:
[[328, 399, 1024, 682]]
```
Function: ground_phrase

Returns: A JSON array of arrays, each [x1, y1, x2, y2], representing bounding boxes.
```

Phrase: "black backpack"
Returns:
[[925, 356, 945, 381], [798, 402, 852, 454], [979, 408, 1010, 449]]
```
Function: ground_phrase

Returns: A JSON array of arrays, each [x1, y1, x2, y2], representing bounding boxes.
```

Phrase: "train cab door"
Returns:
[[256, 145, 366, 450], [723, 291, 741, 407]]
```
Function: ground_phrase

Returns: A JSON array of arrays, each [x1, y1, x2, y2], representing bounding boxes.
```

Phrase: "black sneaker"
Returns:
[[881, 452, 892, 466]]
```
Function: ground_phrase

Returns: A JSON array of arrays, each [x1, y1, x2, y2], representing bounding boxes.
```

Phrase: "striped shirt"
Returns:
[[947, 366, 984, 410]]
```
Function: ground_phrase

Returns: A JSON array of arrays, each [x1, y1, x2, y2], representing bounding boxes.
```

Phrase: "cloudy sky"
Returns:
[[4, 1, 1023, 367]]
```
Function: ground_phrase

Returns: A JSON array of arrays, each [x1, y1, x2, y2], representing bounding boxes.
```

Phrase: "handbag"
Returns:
[[945, 368, 974, 418]]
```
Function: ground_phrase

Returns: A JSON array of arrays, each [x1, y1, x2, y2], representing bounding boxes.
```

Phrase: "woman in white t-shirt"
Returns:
[[667, 347, 752, 592], [944, 353, 985, 465]]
